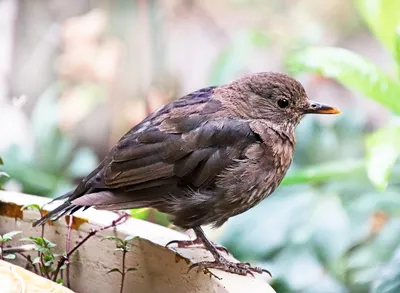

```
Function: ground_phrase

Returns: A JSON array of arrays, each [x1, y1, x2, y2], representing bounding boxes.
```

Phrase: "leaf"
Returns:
[[21, 237, 44, 245], [0, 157, 3, 165], [287, 47, 400, 114], [107, 268, 122, 274], [126, 267, 137, 272], [21, 204, 42, 212], [0, 172, 9, 178], [396, 26, 400, 70], [0, 171, 10, 189], [37, 247, 50, 253], [45, 239, 57, 248], [365, 125, 400, 190], [32, 257, 40, 264], [21, 236, 55, 249], [281, 159, 365, 186], [56, 279, 64, 284], [43, 254, 53, 262], [371, 245, 400, 293], [1, 231, 22, 242], [355, 0, 400, 58], [130, 208, 149, 220], [4, 254, 16, 260]]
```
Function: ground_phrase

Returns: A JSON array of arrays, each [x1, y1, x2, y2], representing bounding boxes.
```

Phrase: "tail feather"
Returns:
[[32, 162, 107, 227], [47, 191, 74, 204], [32, 200, 76, 227]]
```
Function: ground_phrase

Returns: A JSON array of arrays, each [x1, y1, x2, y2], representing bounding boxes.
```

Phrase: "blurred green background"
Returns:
[[1, 0, 400, 292]]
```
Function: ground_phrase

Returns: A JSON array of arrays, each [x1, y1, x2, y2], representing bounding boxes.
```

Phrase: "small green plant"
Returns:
[[0, 231, 22, 260], [21, 204, 47, 238], [1, 84, 99, 197], [21, 236, 63, 281], [1, 208, 130, 288], [0, 156, 10, 190], [102, 235, 137, 293]]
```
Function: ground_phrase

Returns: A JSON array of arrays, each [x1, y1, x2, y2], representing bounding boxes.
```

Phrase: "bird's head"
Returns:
[[225, 72, 340, 131]]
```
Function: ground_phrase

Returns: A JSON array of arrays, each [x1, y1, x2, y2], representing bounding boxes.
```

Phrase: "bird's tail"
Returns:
[[32, 189, 84, 227]]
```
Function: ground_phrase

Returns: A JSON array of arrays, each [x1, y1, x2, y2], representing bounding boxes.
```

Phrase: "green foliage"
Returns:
[[0, 156, 9, 190], [221, 116, 400, 293], [365, 124, 400, 190], [286, 0, 400, 192], [21, 236, 60, 276], [287, 46, 400, 114], [103, 234, 136, 292], [372, 245, 400, 293], [21, 204, 43, 212], [355, 0, 400, 57], [0, 231, 22, 243], [282, 159, 365, 186], [102, 235, 136, 253], [219, 1, 400, 292], [130, 208, 170, 227], [1, 83, 99, 197], [0, 231, 22, 260]]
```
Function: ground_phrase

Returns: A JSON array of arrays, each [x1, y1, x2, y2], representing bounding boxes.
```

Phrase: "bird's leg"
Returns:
[[165, 229, 229, 254], [188, 227, 271, 278]]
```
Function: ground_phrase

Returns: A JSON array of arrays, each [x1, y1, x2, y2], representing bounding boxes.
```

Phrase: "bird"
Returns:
[[33, 72, 340, 277]]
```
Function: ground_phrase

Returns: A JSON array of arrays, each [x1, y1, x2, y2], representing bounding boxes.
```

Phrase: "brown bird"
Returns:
[[33, 72, 340, 276]]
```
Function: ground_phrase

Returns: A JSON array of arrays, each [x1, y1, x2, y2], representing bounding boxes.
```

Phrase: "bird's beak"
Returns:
[[304, 101, 341, 114]]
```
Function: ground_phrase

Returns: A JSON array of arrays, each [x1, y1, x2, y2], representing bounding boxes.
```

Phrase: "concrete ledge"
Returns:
[[0, 191, 275, 293]]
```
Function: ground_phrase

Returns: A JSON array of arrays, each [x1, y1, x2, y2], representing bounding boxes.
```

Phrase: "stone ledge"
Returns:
[[0, 191, 275, 293]]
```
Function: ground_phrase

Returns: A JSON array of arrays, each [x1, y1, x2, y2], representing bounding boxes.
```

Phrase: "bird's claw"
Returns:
[[188, 257, 271, 278], [165, 239, 194, 248], [165, 239, 230, 255]]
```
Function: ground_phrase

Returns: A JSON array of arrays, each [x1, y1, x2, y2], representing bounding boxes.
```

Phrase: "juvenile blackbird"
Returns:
[[33, 72, 340, 276]]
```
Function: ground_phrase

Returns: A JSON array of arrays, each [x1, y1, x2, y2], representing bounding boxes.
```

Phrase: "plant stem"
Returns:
[[40, 252, 51, 279], [18, 253, 39, 274], [39, 220, 45, 277], [0, 241, 4, 260], [120, 249, 127, 293], [52, 213, 129, 282], [66, 215, 73, 288]]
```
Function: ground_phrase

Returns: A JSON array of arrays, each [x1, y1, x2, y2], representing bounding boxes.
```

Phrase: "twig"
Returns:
[[52, 213, 129, 282], [0, 241, 4, 260], [65, 215, 73, 288], [40, 252, 51, 279], [120, 249, 127, 293], [2, 244, 36, 254], [18, 253, 39, 274], [39, 217, 45, 277]]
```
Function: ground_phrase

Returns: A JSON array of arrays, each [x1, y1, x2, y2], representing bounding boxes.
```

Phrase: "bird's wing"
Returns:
[[69, 87, 261, 208], [103, 116, 259, 190], [32, 86, 262, 226]]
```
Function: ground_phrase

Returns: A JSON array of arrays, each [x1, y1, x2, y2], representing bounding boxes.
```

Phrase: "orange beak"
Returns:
[[304, 101, 341, 114]]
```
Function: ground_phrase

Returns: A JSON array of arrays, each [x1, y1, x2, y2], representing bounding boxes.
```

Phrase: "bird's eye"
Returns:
[[277, 98, 289, 108]]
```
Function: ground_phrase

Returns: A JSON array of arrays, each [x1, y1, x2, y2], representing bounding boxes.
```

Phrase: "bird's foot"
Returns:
[[166, 239, 229, 254], [188, 256, 271, 278]]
